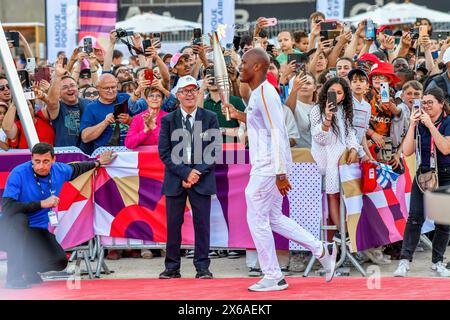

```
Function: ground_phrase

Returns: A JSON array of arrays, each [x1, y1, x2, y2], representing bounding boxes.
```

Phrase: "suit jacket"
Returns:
[[158, 107, 221, 196]]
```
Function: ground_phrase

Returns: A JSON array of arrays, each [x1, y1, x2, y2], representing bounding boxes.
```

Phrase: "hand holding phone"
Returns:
[[365, 20, 376, 40], [193, 28, 202, 45], [144, 69, 154, 83], [205, 66, 215, 85], [380, 82, 390, 103], [327, 91, 337, 112], [265, 18, 278, 27], [84, 38, 93, 54]]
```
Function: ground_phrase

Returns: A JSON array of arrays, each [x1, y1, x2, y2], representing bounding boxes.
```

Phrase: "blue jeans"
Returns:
[[400, 167, 450, 263]]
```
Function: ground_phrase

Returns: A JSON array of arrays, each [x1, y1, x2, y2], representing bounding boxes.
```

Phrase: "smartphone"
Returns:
[[380, 82, 390, 103], [383, 28, 393, 36], [224, 55, 232, 65], [5, 31, 20, 47], [205, 66, 215, 85], [152, 33, 161, 48], [343, 22, 352, 33], [265, 17, 278, 27], [320, 30, 340, 41], [225, 43, 234, 50], [18, 70, 31, 88], [327, 91, 337, 111], [266, 44, 274, 54], [113, 102, 128, 120], [233, 35, 241, 52], [142, 39, 152, 55], [320, 21, 338, 31], [193, 28, 202, 45], [144, 69, 154, 83], [329, 68, 337, 77], [62, 57, 68, 68], [84, 38, 93, 54], [413, 99, 421, 111], [26, 58, 36, 73], [34, 67, 51, 83], [288, 53, 308, 74], [365, 20, 376, 40], [419, 25, 428, 38]]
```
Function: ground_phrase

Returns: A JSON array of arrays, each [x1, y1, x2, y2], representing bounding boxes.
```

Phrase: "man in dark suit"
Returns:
[[158, 75, 221, 279]]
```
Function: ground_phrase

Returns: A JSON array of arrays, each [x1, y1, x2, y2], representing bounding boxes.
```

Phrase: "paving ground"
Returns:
[[1, 246, 446, 281]]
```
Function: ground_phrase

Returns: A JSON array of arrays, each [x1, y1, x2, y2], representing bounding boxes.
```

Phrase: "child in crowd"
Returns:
[[293, 31, 310, 53], [276, 30, 302, 65], [348, 69, 372, 161]]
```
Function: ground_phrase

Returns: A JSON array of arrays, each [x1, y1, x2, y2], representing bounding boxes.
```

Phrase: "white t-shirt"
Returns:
[[246, 80, 292, 176], [352, 95, 371, 158]]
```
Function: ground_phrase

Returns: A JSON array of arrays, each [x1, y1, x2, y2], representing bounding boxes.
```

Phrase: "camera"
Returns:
[[115, 28, 133, 38]]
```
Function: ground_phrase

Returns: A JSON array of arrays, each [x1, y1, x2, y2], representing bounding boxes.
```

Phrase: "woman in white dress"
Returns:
[[310, 77, 359, 230]]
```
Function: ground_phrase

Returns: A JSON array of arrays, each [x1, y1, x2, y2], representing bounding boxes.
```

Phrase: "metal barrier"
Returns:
[[303, 190, 368, 278]]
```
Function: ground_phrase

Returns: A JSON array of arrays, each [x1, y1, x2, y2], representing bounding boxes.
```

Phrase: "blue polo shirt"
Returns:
[[417, 114, 450, 169], [2, 161, 73, 229], [80, 93, 139, 149]]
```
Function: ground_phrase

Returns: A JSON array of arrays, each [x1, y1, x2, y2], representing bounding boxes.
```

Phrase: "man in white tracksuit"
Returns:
[[223, 48, 337, 292]]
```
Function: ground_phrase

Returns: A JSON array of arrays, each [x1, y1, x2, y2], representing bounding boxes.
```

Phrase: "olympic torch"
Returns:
[[212, 32, 231, 121]]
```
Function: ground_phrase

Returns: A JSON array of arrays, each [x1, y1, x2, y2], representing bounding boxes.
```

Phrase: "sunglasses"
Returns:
[[80, 74, 91, 79], [84, 91, 99, 98], [0, 84, 10, 91]]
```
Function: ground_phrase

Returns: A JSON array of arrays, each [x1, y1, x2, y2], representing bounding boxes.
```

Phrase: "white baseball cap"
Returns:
[[443, 47, 450, 65], [175, 75, 198, 92]]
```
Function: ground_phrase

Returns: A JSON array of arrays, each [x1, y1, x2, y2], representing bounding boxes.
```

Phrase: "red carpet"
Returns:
[[1, 277, 449, 300]]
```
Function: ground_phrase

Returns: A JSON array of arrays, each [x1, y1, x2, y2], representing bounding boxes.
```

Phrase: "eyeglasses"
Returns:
[[0, 84, 10, 91], [421, 100, 435, 106], [61, 84, 77, 90], [372, 74, 387, 80], [147, 94, 163, 99], [79, 74, 91, 79], [84, 91, 99, 98], [100, 86, 117, 92], [116, 69, 129, 74], [178, 88, 199, 96], [0, 111, 6, 115]]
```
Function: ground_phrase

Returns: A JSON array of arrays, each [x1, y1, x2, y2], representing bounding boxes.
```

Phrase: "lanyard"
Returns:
[[33, 171, 54, 196]]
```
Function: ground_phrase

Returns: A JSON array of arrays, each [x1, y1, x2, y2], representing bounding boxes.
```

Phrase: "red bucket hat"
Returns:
[[368, 61, 401, 85]]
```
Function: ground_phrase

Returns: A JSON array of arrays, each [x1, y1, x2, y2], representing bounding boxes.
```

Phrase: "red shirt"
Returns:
[[9, 110, 55, 149]]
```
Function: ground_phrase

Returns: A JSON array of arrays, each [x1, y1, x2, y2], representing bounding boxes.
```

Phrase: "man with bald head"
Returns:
[[223, 48, 337, 291], [80, 74, 145, 150]]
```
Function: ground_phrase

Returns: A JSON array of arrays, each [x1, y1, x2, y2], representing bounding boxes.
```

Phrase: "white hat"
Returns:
[[175, 75, 198, 92], [443, 47, 450, 65]]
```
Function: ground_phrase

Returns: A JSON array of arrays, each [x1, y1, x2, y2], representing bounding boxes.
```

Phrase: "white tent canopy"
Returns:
[[344, 2, 450, 26], [116, 12, 201, 34]]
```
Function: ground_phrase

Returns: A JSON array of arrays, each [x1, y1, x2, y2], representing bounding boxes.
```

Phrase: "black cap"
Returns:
[[348, 68, 369, 81]]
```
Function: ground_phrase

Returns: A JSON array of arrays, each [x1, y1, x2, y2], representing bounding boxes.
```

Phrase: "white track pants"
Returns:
[[245, 175, 323, 280]]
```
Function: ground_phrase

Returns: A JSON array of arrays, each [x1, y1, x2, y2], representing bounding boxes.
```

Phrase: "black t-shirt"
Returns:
[[416, 114, 450, 168]]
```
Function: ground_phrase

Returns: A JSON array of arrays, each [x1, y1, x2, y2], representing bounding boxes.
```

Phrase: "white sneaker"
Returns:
[[318, 242, 337, 282], [432, 262, 450, 277], [393, 259, 410, 277], [248, 277, 289, 292]]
